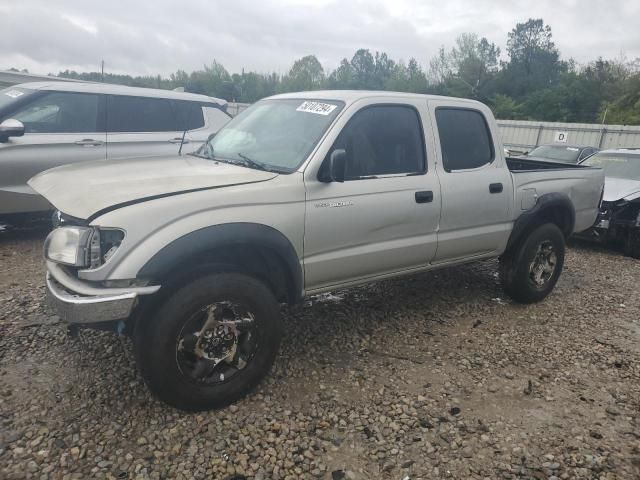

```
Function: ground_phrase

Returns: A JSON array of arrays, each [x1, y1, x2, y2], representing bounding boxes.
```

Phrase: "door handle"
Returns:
[[415, 191, 434, 203], [169, 138, 190, 144], [489, 183, 503, 194], [74, 139, 103, 147]]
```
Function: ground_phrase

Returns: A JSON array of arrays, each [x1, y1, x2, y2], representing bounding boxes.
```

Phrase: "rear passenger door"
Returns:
[[106, 95, 186, 160], [429, 102, 512, 262]]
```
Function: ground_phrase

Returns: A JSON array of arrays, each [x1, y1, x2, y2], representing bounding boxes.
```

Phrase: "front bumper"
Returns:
[[46, 261, 160, 324]]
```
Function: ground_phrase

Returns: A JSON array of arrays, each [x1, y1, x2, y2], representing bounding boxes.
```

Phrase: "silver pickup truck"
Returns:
[[30, 91, 605, 411]]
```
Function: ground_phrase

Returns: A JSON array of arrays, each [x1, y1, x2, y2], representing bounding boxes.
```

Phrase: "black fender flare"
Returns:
[[138, 223, 303, 302], [506, 192, 575, 251]]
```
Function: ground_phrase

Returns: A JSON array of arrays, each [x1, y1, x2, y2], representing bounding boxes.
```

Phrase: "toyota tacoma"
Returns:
[[30, 91, 605, 411]]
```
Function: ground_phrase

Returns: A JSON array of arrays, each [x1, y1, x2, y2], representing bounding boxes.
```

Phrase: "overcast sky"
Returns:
[[1, 0, 639, 77]]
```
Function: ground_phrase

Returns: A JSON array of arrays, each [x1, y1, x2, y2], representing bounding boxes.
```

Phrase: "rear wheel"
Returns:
[[134, 273, 283, 411], [500, 223, 565, 304], [624, 228, 640, 259]]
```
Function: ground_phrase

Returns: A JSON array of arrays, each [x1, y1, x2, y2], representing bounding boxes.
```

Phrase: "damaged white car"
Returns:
[[579, 149, 640, 258]]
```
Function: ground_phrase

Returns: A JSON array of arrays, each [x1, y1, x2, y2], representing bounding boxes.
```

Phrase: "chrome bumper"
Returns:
[[46, 262, 160, 325]]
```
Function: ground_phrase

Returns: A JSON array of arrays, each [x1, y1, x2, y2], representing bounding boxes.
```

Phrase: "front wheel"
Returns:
[[500, 223, 565, 304], [134, 273, 283, 411]]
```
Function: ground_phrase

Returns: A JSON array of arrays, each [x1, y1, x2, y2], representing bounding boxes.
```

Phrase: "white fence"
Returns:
[[498, 119, 640, 151]]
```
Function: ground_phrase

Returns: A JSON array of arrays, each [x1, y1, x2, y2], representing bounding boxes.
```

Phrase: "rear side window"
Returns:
[[107, 96, 178, 132], [175, 101, 205, 130], [436, 108, 494, 171], [11, 92, 100, 133], [332, 105, 426, 179]]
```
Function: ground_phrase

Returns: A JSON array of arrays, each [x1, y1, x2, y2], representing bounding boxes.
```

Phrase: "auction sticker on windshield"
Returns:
[[4, 90, 24, 99], [296, 101, 337, 115]]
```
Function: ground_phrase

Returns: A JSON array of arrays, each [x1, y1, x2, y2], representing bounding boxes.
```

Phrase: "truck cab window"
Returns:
[[11, 92, 99, 133], [436, 108, 494, 172], [333, 105, 426, 179]]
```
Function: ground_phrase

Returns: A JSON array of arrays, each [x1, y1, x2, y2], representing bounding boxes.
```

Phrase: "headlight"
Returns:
[[44, 226, 125, 268], [44, 227, 94, 266]]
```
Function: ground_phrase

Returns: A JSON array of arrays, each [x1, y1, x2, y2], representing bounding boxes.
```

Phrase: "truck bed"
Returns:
[[506, 157, 591, 171], [507, 156, 604, 234]]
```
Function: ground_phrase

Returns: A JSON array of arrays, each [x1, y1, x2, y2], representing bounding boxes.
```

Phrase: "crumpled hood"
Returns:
[[28, 155, 278, 219], [603, 176, 640, 202]]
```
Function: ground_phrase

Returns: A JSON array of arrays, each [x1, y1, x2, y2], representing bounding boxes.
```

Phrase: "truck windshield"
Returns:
[[528, 145, 581, 163], [201, 99, 344, 173], [0, 87, 35, 113], [582, 152, 640, 181]]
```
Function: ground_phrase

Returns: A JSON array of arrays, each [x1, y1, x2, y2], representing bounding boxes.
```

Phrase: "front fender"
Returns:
[[138, 222, 303, 299]]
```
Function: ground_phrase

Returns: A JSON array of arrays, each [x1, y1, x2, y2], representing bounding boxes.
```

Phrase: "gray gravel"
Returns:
[[1, 230, 639, 479]]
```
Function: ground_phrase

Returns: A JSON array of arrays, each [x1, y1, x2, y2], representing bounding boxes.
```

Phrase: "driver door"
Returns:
[[303, 101, 441, 291]]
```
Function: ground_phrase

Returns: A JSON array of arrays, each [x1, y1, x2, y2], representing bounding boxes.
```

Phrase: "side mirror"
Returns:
[[320, 149, 346, 183], [0, 119, 25, 143]]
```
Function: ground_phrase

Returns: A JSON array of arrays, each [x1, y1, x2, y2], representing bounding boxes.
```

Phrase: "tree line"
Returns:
[[54, 19, 639, 125]]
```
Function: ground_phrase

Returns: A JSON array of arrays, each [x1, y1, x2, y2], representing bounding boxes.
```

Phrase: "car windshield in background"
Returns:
[[0, 87, 34, 112], [528, 145, 581, 163], [202, 99, 344, 173], [582, 153, 640, 180]]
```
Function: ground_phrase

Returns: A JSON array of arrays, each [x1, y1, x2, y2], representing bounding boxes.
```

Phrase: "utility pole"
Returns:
[[101, 60, 104, 82]]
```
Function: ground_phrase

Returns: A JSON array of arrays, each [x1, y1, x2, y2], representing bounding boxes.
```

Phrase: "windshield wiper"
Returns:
[[236, 153, 270, 171]]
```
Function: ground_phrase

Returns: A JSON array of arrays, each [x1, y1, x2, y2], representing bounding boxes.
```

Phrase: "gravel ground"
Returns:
[[0, 230, 639, 480]]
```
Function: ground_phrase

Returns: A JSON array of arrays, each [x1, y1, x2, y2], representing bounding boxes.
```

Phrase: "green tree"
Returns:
[[350, 49, 377, 89], [500, 19, 565, 98], [327, 58, 355, 89], [281, 55, 324, 92], [489, 94, 520, 119], [385, 58, 429, 93], [373, 52, 396, 89], [51, 38, 640, 125], [428, 46, 453, 85], [603, 73, 640, 124], [451, 34, 500, 97]]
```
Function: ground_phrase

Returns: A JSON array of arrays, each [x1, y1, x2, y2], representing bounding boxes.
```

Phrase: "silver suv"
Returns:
[[0, 82, 230, 219]]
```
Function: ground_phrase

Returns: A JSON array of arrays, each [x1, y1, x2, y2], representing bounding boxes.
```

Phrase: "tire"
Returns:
[[500, 223, 565, 304], [624, 228, 640, 259], [134, 273, 283, 411]]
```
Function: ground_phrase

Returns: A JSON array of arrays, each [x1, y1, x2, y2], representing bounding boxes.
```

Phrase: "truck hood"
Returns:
[[28, 155, 278, 220], [603, 176, 640, 202]]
